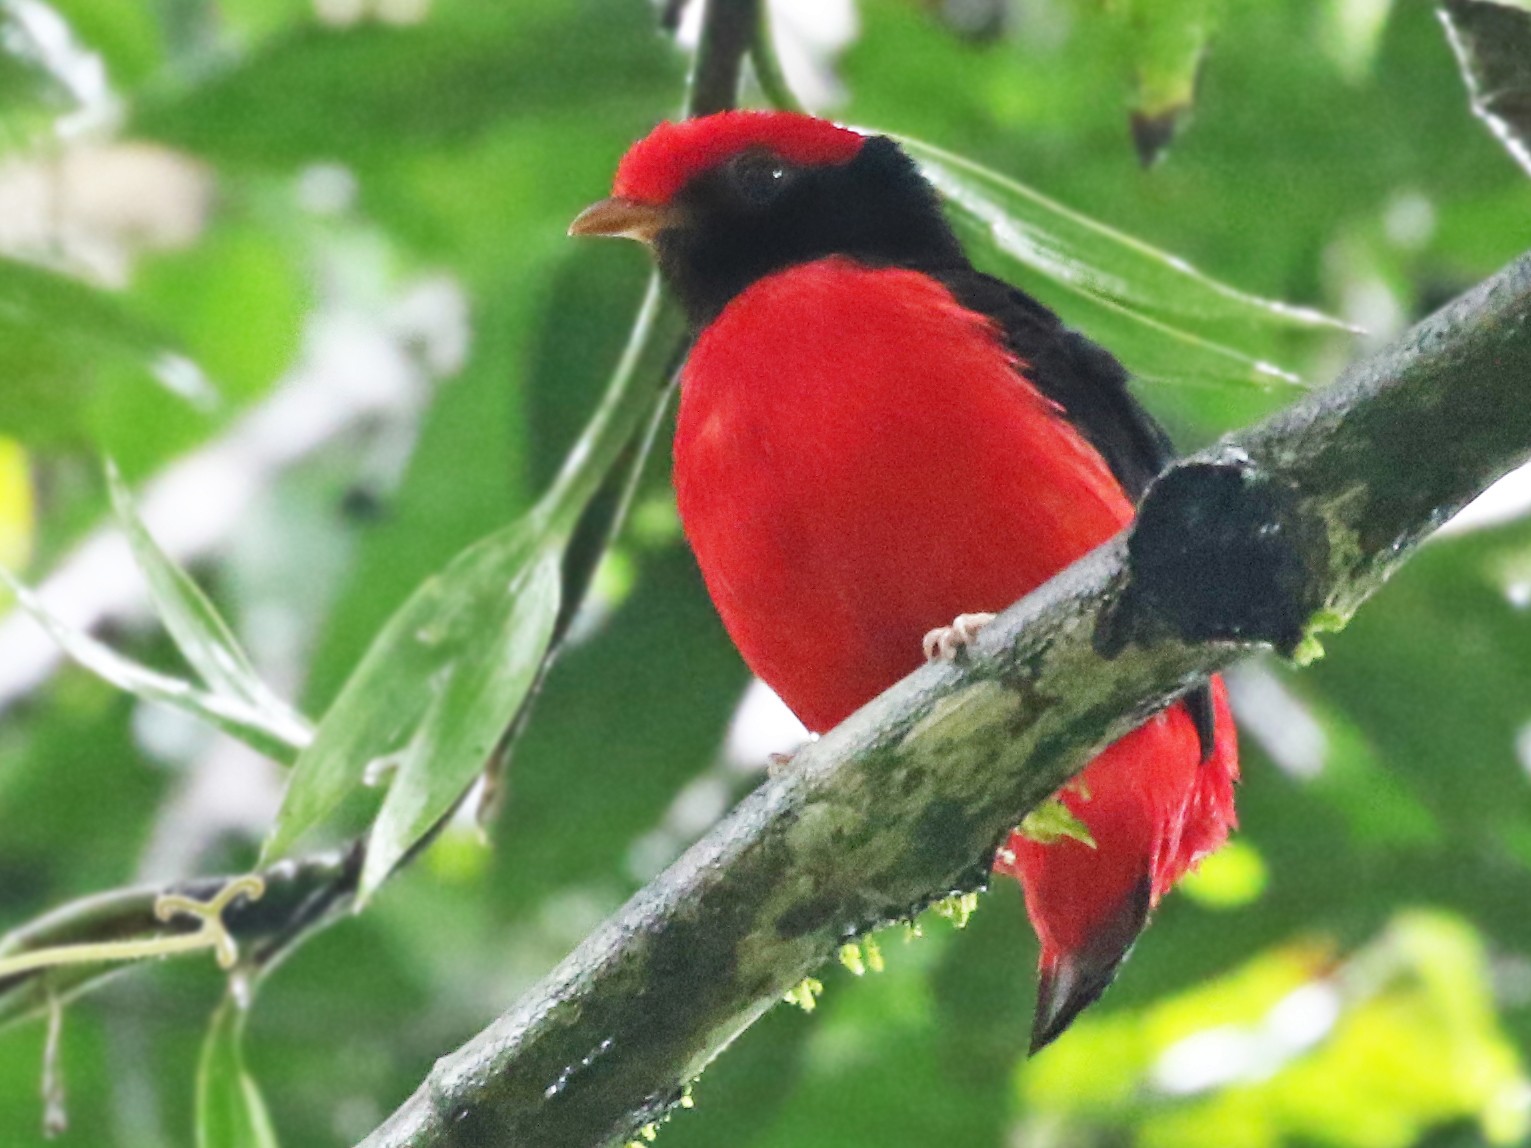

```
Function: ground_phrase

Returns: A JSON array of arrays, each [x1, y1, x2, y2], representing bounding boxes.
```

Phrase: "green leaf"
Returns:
[[264, 514, 565, 881], [359, 537, 562, 897], [901, 136, 1352, 388], [901, 136, 1349, 334], [1441, 0, 1531, 178], [1053, 275, 1305, 388], [105, 460, 312, 750], [132, 2, 678, 170], [197, 995, 280, 1148], [0, 256, 213, 442], [0, 563, 305, 762]]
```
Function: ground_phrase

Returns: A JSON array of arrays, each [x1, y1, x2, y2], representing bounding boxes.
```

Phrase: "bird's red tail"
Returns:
[[995, 681, 1238, 1052]]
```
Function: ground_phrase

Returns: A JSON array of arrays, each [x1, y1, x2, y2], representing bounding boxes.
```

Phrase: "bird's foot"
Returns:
[[922, 613, 997, 662], [766, 735, 817, 777]]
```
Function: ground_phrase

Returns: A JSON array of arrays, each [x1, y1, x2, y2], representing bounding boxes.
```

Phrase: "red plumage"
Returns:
[[579, 111, 1239, 1049], [677, 256, 1238, 1009], [677, 260, 1131, 731]]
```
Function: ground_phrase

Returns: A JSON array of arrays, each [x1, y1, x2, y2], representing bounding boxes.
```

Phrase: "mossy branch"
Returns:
[[353, 251, 1531, 1148]]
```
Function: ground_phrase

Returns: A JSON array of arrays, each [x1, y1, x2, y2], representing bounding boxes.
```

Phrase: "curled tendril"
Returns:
[[0, 875, 266, 981]]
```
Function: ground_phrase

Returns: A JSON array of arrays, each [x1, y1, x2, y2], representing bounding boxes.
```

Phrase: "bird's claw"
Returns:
[[766, 749, 798, 777], [922, 613, 997, 662]]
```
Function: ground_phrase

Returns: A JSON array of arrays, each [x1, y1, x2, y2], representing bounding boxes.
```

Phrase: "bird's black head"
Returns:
[[570, 111, 966, 328]]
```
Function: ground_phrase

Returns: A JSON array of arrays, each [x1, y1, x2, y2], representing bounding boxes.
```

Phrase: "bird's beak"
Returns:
[[568, 197, 675, 245]]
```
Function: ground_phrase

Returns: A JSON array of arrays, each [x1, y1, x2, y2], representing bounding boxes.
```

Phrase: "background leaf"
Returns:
[[904, 137, 1346, 387], [0, 563, 304, 761], [264, 515, 565, 868], [0, 257, 212, 445], [131, 2, 680, 172], [0, 0, 84, 149], [105, 460, 311, 749], [902, 138, 1348, 332], [197, 996, 280, 1148], [1121, 0, 1222, 166], [1440, 0, 1531, 177], [359, 539, 561, 897]]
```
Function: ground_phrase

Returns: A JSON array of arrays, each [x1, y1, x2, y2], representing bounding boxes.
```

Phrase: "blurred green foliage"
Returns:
[[0, 2, 1530, 1147]]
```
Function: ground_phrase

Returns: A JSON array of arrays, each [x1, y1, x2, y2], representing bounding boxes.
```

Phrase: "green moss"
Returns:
[[783, 977, 825, 1013], [1291, 607, 1350, 666], [930, 891, 981, 929], [1018, 796, 1097, 847]]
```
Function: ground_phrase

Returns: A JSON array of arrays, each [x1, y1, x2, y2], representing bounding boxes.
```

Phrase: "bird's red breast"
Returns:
[[675, 255, 1237, 1026], [677, 258, 1132, 729]]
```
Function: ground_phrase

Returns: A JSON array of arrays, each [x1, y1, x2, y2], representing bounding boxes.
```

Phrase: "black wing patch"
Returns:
[[935, 268, 1218, 762]]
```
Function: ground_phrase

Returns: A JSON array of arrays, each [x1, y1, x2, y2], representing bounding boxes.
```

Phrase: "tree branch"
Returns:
[[687, 0, 760, 118], [353, 250, 1531, 1148]]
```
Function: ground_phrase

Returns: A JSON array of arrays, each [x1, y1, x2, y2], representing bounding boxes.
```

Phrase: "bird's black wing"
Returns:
[[934, 268, 1218, 760]]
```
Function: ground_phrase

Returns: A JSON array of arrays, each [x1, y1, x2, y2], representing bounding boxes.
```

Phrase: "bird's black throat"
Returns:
[[654, 134, 967, 330]]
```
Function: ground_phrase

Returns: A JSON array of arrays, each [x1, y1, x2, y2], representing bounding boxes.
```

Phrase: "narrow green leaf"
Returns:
[[105, 461, 312, 749], [901, 136, 1352, 332], [900, 138, 1349, 387], [1071, 278, 1302, 388], [264, 515, 565, 867], [360, 543, 562, 897], [0, 257, 212, 396], [0, 564, 303, 762], [1441, 0, 1531, 178], [943, 209, 1303, 389], [197, 995, 280, 1148]]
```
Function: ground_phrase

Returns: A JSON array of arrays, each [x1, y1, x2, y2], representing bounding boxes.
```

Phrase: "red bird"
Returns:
[[572, 112, 1238, 1051]]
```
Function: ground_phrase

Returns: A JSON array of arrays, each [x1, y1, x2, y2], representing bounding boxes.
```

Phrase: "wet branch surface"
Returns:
[[353, 252, 1531, 1148]]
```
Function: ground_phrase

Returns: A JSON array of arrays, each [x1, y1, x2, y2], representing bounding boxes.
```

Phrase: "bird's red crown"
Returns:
[[613, 111, 865, 205]]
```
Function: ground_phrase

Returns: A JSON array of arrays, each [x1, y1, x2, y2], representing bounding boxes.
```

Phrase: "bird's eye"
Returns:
[[727, 153, 793, 208]]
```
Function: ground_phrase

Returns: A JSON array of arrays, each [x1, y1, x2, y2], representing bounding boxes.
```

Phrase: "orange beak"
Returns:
[[568, 197, 676, 245]]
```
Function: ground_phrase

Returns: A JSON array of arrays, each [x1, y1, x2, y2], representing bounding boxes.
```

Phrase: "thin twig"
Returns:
[[688, 0, 761, 118], [0, 877, 264, 981], [41, 990, 65, 1138], [749, 1, 804, 113], [0, 849, 358, 1033]]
